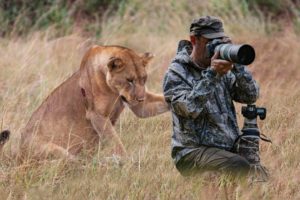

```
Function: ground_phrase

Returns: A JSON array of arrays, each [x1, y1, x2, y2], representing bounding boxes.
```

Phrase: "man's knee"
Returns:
[[227, 156, 250, 173]]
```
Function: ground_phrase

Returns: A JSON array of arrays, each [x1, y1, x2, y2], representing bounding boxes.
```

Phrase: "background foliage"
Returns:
[[1, 0, 300, 37]]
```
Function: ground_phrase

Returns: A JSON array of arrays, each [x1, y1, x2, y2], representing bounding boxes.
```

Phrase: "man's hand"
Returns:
[[211, 51, 233, 76]]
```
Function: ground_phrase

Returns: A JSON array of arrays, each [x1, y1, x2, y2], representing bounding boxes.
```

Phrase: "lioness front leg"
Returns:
[[86, 111, 127, 156], [22, 139, 77, 161], [40, 142, 76, 161], [128, 91, 169, 118]]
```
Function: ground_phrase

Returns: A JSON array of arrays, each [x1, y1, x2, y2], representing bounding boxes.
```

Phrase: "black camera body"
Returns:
[[240, 104, 266, 133], [242, 104, 266, 120], [206, 39, 256, 65]]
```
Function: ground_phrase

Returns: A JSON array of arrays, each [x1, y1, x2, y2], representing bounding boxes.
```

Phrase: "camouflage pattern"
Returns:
[[190, 16, 226, 39], [235, 134, 261, 164], [235, 133, 270, 181], [235, 135, 270, 182], [163, 40, 259, 164]]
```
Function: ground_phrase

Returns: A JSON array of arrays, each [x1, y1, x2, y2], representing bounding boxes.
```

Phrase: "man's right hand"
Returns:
[[211, 51, 233, 76]]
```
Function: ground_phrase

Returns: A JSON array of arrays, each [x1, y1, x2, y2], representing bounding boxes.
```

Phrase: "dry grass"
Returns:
[[1, 1, 300, 199]]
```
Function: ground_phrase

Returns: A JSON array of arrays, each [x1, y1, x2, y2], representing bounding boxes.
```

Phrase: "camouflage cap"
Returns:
[[190, 16, 226, 39]]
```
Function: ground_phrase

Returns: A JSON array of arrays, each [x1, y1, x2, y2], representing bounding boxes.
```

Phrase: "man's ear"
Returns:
[[190, 35, 196, 46], [141, 52, 154, 66], [107, 57, 124, 72]]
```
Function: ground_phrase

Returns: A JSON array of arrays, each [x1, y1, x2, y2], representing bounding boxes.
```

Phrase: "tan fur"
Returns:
[[14, 45, 169, 160]]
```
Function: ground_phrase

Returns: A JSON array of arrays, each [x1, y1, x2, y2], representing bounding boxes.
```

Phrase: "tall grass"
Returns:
[[1, 0, 300, 199]]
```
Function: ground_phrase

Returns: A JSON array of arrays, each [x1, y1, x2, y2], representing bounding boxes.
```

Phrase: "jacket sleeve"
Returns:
[[163, 64, 219, 119], [228, 64, 259, 104]]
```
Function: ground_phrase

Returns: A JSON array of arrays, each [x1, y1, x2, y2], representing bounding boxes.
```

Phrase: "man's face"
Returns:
[[191, 35, 230, 67], [190, 35, 213, 67], [198, 36, 212, 66]]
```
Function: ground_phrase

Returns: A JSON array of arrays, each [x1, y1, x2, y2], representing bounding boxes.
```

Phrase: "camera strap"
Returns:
[[260, 133, 272, 143], [240, 129, 272, 143]]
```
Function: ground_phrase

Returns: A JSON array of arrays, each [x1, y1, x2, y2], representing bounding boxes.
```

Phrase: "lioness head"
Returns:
[[80, 46, 153, 106]]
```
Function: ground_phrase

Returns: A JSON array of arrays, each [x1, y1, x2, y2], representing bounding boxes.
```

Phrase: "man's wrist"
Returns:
[[207, 67, 218, 78]]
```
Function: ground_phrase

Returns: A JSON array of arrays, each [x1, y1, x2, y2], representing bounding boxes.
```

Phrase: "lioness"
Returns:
[[0, 45, 169, 160]]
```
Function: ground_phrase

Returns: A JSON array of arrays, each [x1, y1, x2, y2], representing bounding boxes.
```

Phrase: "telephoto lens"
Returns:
[[215, 44, 255, 65]]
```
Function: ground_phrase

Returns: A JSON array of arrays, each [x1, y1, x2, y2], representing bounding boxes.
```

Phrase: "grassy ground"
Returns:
[[1, 0, 300, 199]]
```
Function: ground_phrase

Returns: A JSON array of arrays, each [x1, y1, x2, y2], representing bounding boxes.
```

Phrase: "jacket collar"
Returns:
[[173, 40, 206, 71]]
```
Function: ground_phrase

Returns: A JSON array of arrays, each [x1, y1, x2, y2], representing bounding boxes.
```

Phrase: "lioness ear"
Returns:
[[141, 52, 154, 66], [107, 57, 124, 72]]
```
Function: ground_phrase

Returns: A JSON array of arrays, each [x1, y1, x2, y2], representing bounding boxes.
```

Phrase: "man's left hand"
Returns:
[[211, 51, 233, 76]]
